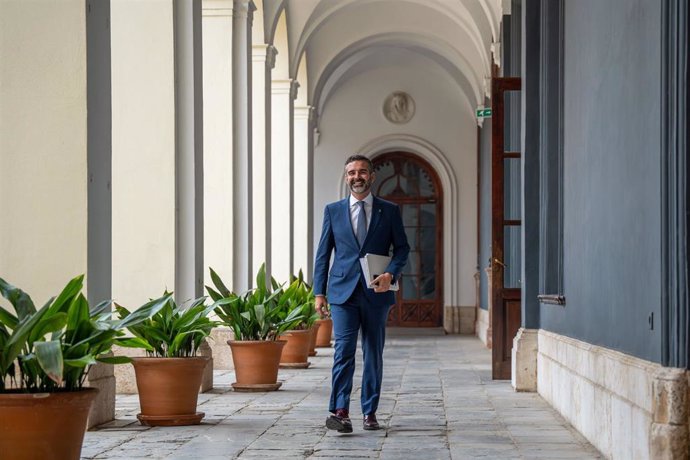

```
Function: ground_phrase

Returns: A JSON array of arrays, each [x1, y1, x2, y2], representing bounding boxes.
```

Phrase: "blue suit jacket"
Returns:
[[313, 195, 410, 306]]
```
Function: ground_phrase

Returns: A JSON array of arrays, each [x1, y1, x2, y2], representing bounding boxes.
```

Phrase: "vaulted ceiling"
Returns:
[[255, 0, 504, 117]]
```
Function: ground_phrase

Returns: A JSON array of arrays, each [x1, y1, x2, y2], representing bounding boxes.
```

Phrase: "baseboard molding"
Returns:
[[475, 306, 491, 348], [443, 305, 476, 334]]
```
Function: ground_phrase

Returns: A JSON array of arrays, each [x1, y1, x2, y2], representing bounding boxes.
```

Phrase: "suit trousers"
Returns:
[[329, 282, 391, 415]]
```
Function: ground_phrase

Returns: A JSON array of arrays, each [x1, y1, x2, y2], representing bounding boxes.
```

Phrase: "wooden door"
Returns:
[[491, 77, 522, 379], [372, 153, 443, 327]]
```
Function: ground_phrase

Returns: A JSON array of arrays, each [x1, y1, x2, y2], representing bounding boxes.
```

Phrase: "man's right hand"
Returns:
[[315, 295, 329, 318]]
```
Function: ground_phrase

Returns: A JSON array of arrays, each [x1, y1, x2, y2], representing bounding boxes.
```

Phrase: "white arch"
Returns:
[[311, 32, 481, 115], [339, 134, 462, 308], [292, 0, 492, 81]]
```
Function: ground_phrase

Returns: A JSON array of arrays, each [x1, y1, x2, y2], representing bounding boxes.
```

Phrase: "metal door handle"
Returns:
[[493, 258, 507, 268]]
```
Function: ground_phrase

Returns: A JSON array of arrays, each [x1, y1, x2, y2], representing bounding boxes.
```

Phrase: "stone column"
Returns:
[[293, 105, 314, 278], [174, 0, 212, 391], [252, 44, 276, 281], [86, 0, 114, 428], [511, 327, 538, 392], [232, 0, 254, 291], [174, 0, 204, 302], [270, 79, 298, 282]]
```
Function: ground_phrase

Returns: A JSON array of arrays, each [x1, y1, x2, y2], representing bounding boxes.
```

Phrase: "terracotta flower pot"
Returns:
[[279, 329, 312, 368], [0, 388, 98, 460], [131, 356, 209, 426], [308, 321, 321, 356], [315, 318, 333, 347], [228, 339, 286, 391]]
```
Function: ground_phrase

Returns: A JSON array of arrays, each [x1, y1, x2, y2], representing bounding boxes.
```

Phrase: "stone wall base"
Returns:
[[511, 328, 537, 392], [475, 306, 491, 348], [443, 305, 475, 334], [537, 329, 689, 459]]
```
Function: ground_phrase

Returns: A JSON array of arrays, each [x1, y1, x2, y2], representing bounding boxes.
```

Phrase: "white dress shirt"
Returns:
[[349, 193, 373, 235]]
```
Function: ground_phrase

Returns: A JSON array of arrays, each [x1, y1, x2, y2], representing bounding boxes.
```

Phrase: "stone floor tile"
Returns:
[[83, 333, 601, 460]]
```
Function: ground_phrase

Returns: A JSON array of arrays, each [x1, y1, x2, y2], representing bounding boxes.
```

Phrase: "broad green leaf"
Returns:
[[47, 275, 84, 315], [91, 299, 113, 317], [64, 354, 97, 368], [0, 277, 36, 320], [114, 336, 155, 351], [30, 312, 68, 343], [210, 268, 232, 297], [35, 340, 63, 385], [0, 304, 18, 329], [115, 293, 172, 329], [205, 285, 222, 302]]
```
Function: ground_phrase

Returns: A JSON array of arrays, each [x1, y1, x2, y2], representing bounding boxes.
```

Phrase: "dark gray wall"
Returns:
[[521, 0, 540, 329], [540, 0, 662, 362]]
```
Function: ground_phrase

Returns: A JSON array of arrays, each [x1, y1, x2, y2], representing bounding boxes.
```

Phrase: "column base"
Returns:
[[443, 306, 476, 334], [209, 327, 235, 370], [511, 328, 538, 392], [86, 362, 116, 428]]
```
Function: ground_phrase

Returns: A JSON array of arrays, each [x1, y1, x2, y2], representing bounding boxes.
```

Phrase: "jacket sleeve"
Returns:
[[385, 204, 410, 279], [312, 205, 335, 297]]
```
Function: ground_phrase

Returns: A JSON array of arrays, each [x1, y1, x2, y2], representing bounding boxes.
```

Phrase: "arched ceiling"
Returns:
[[262, 0, 502, 116]]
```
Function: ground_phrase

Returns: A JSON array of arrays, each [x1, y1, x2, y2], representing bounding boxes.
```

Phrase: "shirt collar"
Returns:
[[349, 193, 374, 207]]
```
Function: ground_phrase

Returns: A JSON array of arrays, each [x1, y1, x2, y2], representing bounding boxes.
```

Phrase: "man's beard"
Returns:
[[349, 178, 371, 194]]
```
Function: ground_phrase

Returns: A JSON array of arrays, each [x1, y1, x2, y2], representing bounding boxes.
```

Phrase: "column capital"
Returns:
[[271, 79, 299, 100], [232, 0, 256, 20], [290, 80, 300, 100], [271, 79, 293, 95], [293, 105, 313, 121], [252, 44, 277, 69], [266, 45, 278, 70]]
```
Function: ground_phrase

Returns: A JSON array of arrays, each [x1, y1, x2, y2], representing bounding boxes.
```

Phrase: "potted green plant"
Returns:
[[114, 293, 217, 426], [289, 271, 321, 357], [206, 263, 304, 391], [0, 275, 167, 460], [277, 273, 320, 368]]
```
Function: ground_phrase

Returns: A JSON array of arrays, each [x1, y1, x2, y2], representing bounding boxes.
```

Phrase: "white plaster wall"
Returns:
[[202, 1, 234, 291], [313, 53, 477, 308], [0, 0, 88, 303], [111, 0, 175, 308]]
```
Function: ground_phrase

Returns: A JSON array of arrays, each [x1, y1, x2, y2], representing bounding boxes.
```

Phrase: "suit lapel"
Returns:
[[365, 197, 383, 246]]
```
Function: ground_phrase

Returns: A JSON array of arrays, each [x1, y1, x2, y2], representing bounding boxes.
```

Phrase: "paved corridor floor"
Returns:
[[82, 331, 602, 459]]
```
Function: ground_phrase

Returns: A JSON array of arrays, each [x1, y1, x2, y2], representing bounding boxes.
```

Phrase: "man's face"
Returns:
[[345, 160, 375, 195]]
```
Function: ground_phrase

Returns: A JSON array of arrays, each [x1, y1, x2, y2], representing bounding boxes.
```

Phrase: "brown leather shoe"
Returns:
[[363, 413, 381, 430], [326, 409, 353, 433]]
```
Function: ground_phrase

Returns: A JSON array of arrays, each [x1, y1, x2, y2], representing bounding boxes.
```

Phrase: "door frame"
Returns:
[[491, 76, 522, 379], [371, 151, 444, 327]]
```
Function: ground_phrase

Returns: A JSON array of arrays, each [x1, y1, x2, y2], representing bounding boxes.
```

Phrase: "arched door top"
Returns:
[[372, 152, 443, 327]]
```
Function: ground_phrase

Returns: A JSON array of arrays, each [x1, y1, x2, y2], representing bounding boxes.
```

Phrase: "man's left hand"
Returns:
[[371, 272, 394, 293]]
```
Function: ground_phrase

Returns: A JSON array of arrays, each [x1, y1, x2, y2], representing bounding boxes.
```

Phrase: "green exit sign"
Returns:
[[476, 108, 492, 119]]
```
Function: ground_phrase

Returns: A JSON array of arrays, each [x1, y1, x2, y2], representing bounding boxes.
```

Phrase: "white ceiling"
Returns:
[[258, 0, 503, 116]]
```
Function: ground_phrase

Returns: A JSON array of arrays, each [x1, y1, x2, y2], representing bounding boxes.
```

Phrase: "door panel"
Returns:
[[491, 77, 522, 379]]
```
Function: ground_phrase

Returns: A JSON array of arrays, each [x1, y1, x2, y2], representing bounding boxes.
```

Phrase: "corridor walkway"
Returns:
[[82, 331, 601, 459]]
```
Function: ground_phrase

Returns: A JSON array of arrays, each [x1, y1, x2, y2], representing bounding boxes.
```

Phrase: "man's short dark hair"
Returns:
[[344, 154, 374, 173]]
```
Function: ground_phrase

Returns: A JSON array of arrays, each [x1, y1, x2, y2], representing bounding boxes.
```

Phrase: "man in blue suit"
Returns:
[[313, 154, 409, 433]]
